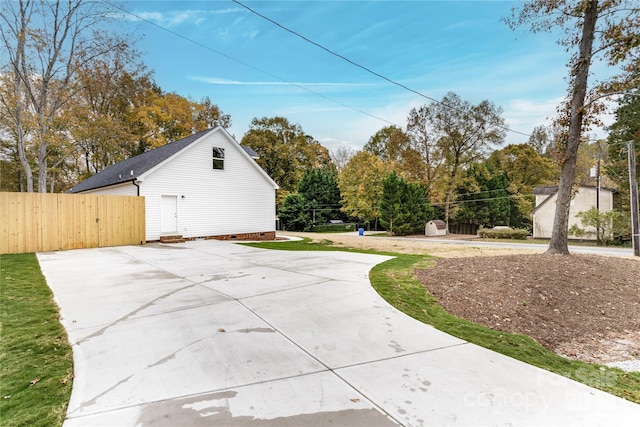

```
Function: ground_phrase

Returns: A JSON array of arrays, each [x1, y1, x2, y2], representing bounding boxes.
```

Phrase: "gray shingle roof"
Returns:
[[533, 186, 559, 195], [533, 184, 616, 195], [68, 129, 210, 193], [242, 145, 259, 159], [68, 128, 260, 193]]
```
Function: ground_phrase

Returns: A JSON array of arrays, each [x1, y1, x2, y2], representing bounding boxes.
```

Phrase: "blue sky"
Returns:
[[116, 1, 612, 152]]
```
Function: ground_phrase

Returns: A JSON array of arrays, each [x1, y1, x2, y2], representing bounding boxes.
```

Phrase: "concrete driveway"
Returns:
[[38, 240, 640, 426]]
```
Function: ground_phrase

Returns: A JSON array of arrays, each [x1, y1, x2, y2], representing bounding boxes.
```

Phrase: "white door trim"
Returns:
[[160, 195, 178, 234]]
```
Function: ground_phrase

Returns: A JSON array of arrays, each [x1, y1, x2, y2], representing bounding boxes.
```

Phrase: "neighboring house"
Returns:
[[531, 185, 615, 239], [69, 127, 279, 242]]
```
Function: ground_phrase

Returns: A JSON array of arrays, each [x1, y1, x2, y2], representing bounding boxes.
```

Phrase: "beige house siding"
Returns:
[[532, 186, 614, 239]]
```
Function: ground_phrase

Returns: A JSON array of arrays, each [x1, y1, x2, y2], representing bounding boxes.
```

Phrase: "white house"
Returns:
[[531, 185, 615, 239], [69, 127, 279, 242]]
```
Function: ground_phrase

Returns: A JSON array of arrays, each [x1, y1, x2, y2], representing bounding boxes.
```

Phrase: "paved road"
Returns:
[[38, 240, 640, 426], [399, 236, 635, 257]]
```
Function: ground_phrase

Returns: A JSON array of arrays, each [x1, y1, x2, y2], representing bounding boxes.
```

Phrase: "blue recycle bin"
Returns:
[[358, 228, 364, 236]]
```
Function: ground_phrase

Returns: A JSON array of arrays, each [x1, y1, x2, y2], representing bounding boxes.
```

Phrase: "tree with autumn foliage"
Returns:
[[406, 93, 506, 226], [240, 116, 331, 206], [0, 0, 128, 192], [0, 0, 232, 193], [363, 125, 410, 164], [338, 151, 390, 230], [487, 144, 559, 222], [506, 0, 640, 255]]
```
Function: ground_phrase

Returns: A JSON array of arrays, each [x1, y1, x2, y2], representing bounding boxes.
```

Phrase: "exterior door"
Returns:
[[160, 195, 178, 234]]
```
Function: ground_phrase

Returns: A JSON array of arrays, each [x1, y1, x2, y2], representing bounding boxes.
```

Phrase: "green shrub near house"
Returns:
[[478, 227, 529, 239]]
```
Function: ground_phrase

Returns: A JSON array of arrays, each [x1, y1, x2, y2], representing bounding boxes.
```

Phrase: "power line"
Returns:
[[232, 0, 532, 139], [430, 193, 532, 206], [451, 188, 518, 198], [104, 1, 401, 128]]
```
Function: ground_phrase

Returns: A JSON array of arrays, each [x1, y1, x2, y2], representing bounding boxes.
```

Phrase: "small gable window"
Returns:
[[212, 147, 224, 170]]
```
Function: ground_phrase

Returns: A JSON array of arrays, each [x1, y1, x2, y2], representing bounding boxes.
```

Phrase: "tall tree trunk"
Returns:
[[37, 140, 48, 193], [547, 0, 598, 255], [14, 83, 34, 192], [5, 0, 34, 192], [16, 128, 34, 192]]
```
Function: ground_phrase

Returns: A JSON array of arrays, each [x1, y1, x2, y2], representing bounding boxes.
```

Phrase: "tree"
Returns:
[[279, 194, 311, 232], [486, 144, 559, 225], [0, 0, 131, 192], [378, 171, 404, 235], [363, 125, 410, 163], [364, 125, 430, 184], [408, 92, 506, 226], [506, 0, 640, 255], [63, 42, 150, 179], [338, 151, 390, 229], [379, 171, 433, 236], [452, 163, 511, 229], [528, 125, 552, 155], [574, 139, 615, 187], [606, 90, 640, 209], [297, 169, 342, 225], [132, 91, 230, 151], [402, 181, 434, 235], [569, 208, 630, 245], [405, 105, 445, 194], [330, 146, 356, 173], [241, 117, 331, 203]]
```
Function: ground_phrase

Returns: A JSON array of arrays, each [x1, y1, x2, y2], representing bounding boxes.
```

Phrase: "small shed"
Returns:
[[425, 220, 447, 237]]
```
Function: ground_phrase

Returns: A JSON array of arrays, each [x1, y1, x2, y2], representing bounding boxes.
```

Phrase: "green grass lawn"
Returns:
[[0, 254, 73, 427], [243, 239, 640, 404]]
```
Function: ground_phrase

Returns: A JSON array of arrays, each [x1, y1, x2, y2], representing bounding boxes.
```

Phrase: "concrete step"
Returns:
[[160, 235, 186, 244]]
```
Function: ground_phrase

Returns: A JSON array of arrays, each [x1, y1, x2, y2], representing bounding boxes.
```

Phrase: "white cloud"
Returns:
[[504, 97, 563, 127], [188, 76, 376, 88], [126, 8, 244, 28]]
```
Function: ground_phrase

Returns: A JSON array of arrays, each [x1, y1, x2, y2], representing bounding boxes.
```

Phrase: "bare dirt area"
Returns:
[[415, 254, 640, 365], [280, 232, 640, 365], [280, 231, 546, 258]]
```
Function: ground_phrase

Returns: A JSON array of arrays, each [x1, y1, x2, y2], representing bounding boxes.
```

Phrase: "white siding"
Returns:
[[140, 130, 276, 240], [82, 182, 138, 196], [532, 187, 615, 239]]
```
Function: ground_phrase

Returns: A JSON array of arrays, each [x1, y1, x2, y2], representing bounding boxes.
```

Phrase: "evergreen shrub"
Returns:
[[478, 227, 529, 239]]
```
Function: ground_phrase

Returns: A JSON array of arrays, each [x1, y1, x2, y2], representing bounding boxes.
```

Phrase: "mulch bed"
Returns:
[[415, 254, 640, 363]]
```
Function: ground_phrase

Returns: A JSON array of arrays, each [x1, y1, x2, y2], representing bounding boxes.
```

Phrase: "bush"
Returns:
[[478, 227, 529, 239], [312, 223, 356, 233], [279, 194, 312, 231], [573, 208, 631, 246]]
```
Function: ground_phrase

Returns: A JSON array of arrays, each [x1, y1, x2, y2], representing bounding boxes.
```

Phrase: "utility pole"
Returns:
[[628, 141, 639, 257], [590, 141, 603, 245], [596, 147, 601, 245]]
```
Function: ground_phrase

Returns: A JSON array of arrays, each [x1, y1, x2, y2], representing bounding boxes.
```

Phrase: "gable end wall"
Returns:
[[532, 187, 614, 239], [140, 131, 276, 240]]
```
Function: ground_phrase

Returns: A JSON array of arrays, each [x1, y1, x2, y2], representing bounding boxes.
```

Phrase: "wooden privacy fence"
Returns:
[[1, 192, 145, 254]]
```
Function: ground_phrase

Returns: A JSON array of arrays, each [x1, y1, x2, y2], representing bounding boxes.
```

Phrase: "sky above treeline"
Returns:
[[115, 1, 614, 152]]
